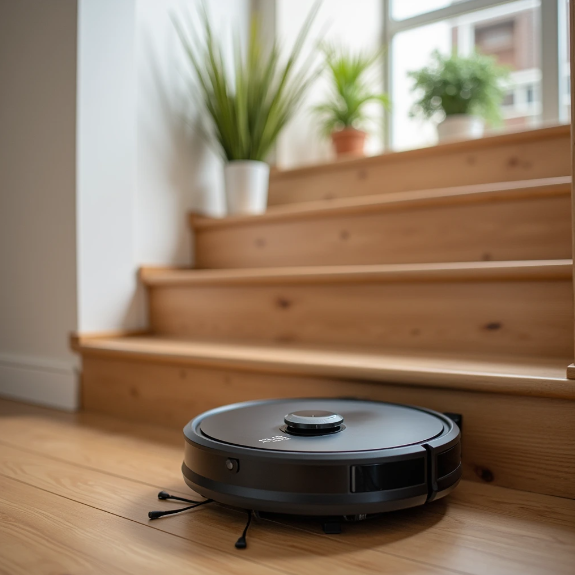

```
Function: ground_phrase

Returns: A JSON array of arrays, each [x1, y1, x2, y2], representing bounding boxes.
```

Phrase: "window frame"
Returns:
[[381, 0, 563, 148]]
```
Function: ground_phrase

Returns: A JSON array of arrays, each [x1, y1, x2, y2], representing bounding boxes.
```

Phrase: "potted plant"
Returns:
[[173, 5, 320, 215], [312, 45, 389, 158], [409, 50, 509, 142]]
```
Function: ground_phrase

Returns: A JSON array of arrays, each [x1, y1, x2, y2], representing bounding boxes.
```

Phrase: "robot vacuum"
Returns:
[[182, 398, 462, 516]]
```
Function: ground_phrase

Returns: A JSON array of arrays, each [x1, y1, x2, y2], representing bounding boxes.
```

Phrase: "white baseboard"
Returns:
[[0, 353, 79, 411]]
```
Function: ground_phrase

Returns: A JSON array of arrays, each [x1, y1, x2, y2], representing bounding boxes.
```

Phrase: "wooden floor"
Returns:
[[0, 398, 574, 574]]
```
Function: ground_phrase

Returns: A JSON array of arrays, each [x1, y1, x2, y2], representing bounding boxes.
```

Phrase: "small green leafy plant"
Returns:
[[409, 50, 509, 124], [173, 3, 321, 162], [312, 45, 389, 137]]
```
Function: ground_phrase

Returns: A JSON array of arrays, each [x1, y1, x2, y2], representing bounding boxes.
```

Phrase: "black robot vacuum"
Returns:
[[182, 398, 462, 517]]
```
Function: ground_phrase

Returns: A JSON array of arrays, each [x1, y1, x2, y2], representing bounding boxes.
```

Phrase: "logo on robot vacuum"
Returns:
[[258, 435, 290, 443]]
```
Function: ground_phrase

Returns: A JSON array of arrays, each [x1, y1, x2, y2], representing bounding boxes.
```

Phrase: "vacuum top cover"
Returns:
[[198, 398, 445, 453]]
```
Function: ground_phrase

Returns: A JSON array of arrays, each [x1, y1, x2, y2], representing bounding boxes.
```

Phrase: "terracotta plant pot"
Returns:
[[331, 128, 367, 158]]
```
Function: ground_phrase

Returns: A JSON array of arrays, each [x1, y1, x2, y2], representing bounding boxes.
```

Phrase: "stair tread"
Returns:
[[141, 259, 573, 286], [267, 125, 570, 206], [270, 124, 571, 180], [190, 176, 571, 229], [76, 336, 574, 400]]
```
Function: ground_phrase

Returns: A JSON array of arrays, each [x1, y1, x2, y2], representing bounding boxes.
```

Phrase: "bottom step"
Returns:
[[75, 336, 573, 399], [76, 336, 575, 500]]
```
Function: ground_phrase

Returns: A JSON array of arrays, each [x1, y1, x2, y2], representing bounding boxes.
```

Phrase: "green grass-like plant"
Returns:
[[409, 50, 509, 124], [173, 3, 321, 162], [312, 44, 389, 137]]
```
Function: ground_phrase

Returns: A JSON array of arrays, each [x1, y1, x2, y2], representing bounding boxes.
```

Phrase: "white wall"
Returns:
[[76, 0, 252, 332], [76, 0, 142, 333], [276, 0, 384, 169], [0, 0, 79, 409], [135, 0, 250, 265], [0, 0, 250, 409]]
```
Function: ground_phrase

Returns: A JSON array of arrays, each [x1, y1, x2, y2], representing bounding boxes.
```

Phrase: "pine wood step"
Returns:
[[73, 337, 575, 499], [190, 177, 572, 269], [75, 336, 573, 400], [141, 260, 573, 360], [268, 124, 571, 206]]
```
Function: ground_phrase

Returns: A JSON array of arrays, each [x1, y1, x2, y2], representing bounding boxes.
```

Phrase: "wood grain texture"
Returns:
[[145, 263, 573, 359], [0, 398, 573, 575], [0, 476, 281, 575], [76, 336, 575, 400], [80, 355, 575, 498], [191, 178, 572, 269], [70, 329, 149, 352], [141, 259, 573, 286], [0, 447, 448, 575], [0, 399, 183, 487], [268, 125, 570, 206], [192, 177, 572, 229], [570, 0, 575, 365]]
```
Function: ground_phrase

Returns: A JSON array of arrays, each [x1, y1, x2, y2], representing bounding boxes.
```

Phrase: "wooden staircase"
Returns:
[[74, 125, 575, 500]]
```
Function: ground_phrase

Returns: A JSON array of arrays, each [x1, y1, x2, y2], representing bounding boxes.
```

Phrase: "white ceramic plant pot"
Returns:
[[436, 114, 484, 143], [224, 160, 270, 216]]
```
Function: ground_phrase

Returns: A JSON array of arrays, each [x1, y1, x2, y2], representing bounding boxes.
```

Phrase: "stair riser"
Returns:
[[269, 128, 570, 205], [148, 280, 573, 359], [81, 355, 575, 499], [194, 194, 571, 269]]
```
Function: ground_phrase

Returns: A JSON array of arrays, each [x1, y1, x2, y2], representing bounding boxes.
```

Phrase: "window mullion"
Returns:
[[540, 0, 561, 124], [389, 0, 521, 35], [382, 0, 393, 150]]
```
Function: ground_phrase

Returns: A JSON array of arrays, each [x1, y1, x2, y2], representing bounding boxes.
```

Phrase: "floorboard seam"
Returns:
[[0, 473, 298, 575], [0, 438, 190, 494], [0, 469, 470, 575]]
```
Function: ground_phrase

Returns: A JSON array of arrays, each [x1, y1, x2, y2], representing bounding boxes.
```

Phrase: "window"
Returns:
[[559, 0, 571, 121], [391, 0, 472, 21], [474, 21, 515, 57], [388, 0, 544, 150], [272, 0, 569, 165], [502, 92, 515, 106], [275, 0, 383, 168]]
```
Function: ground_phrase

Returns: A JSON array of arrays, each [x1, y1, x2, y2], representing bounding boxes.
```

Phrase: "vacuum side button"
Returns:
[[226, 458, 239, 473]]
